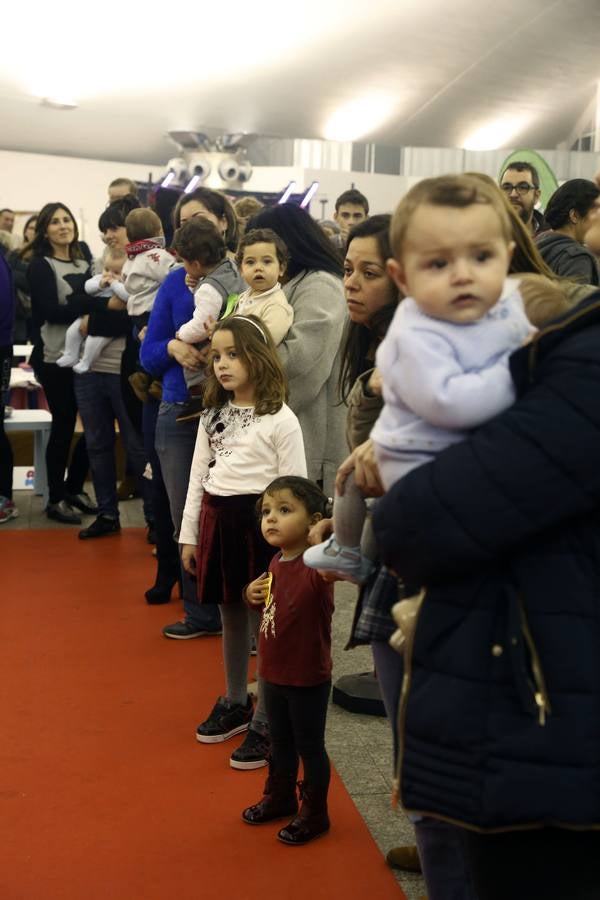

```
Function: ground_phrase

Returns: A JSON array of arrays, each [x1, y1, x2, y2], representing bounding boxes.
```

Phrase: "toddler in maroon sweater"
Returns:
[[243, 476, 334, 845]]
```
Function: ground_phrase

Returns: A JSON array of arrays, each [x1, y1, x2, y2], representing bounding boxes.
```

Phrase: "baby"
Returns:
[[234, 227, 293, 345], [57, 246, 128, 373], [122, 207, 176, 401], [305, 174, 563, 583], [173, 220, 293, 421]]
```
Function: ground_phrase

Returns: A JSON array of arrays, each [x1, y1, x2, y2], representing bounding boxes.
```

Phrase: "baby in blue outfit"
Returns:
[[305, 174, 547, 583]]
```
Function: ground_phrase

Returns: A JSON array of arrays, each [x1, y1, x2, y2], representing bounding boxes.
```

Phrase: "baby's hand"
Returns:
[[99, 271, 114, 289], [367, 368, 383, 396], [246, 572, 271, 607], [185, 273, 199, 291]]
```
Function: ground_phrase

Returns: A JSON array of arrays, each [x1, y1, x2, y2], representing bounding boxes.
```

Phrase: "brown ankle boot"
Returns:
[[242, 769, 298, 825], [277, 781, 330, 845]]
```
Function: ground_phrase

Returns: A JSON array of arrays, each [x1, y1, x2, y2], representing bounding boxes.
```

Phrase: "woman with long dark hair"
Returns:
[[28, 202, 95, 523], [247, 203, 346, 495]]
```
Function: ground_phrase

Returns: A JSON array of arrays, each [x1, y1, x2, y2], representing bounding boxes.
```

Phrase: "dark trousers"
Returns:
[[465, 827, 600, 900], [73, 370, 150, 521], [264, 680, 331, 786], [0, 345, 13, 499], [34, 360, 88, 504]]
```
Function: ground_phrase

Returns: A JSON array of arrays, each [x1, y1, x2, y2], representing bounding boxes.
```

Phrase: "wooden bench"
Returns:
[[4, 409, 52, 502]]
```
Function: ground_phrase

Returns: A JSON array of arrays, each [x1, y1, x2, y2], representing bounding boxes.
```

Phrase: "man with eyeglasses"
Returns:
[[499, 162, 545, 236]]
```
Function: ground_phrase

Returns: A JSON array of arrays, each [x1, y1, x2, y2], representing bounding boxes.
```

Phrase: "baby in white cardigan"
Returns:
[[305, 174, 538, 583]]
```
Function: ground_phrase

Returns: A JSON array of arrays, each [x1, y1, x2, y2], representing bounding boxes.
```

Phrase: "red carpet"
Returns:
[[1, 530, 405, 900]]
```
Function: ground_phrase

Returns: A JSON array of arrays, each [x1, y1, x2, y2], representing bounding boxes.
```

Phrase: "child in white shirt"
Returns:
[[234, 228, 293, 345], [57, 246, 128, 373], [305, 174, 544, 583]]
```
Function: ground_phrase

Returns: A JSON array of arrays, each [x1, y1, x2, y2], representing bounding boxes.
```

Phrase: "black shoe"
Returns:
[[230, 727, 270, 770], [47, 500, 82, 525], [146, 525, 156, 545], [176, 398, 204, 423], [145, 570, 180, 605], [162, 620, 223, 640], [196, 695, 253, 744], [78, 515, 120, 540], [64, 491, 98, 515]]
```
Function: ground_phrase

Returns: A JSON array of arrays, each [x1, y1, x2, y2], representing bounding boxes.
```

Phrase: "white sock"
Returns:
[[73, 359, 90, 374]]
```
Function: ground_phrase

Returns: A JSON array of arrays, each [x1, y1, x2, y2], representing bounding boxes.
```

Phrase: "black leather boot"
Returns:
[[145, 563, 182, 605], [277, 781, 330, 845], [242, 767, 298, 825]]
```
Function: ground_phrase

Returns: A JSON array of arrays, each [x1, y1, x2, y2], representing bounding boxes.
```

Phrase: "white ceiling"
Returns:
[[2, 0, 599, 165]]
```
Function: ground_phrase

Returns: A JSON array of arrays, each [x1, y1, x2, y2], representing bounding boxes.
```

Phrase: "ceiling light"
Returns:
[[278, 182, 297, 204], [300, 182, 319, 209], [40, 97, 78, 110], [462, 116, 530, 151], [323, 94, 395, 142]]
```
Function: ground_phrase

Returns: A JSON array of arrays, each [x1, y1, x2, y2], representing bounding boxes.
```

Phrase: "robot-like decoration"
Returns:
[[163, 131, 253, 191]]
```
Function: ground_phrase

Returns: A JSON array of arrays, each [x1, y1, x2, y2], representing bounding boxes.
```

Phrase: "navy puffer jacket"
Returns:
[[373, 293, 600, 832]]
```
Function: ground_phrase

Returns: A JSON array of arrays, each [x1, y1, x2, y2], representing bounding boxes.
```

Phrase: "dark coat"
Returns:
[[536, 231, 600, 286], [373, 292, 600, 832]]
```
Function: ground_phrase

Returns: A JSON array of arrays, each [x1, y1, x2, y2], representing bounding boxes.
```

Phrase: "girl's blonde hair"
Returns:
[[203, 315, 288, 416]]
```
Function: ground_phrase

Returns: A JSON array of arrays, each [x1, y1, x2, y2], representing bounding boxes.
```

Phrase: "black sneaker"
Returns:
[[196, 696, 253, 744], [64, 491, 98, 515], [78, 516, 120, 540], [162, 620, 223, 640], [230, 727, 270, 770]]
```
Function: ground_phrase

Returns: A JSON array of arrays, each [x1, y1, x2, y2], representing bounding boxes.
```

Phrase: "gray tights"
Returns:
[[219, 602, 268, 731]]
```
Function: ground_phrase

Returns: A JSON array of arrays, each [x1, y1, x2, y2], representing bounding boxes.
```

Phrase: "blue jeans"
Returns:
[[74, 371, 151, 520], [371, 639, 477, 900], [155, 402, 221, 630]]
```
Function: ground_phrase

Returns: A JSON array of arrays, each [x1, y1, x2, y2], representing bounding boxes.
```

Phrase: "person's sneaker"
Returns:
[[176, 397, 205, 423], [78, 515, 120, 539], [47, 500, 82, 525], [162, 620, 223, 640], [64, 491, 98, 515], [303, 535, 374, 584], [230, 727, 270, 770], [0, 497, 18, 524], [196, 695, 253, 744]]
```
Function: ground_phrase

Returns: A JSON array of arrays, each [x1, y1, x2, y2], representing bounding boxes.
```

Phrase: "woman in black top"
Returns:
[[28, 203, 95, 524]]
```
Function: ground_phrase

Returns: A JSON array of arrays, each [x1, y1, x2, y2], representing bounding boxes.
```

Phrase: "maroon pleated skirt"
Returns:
[[195, 492, 275, 605]]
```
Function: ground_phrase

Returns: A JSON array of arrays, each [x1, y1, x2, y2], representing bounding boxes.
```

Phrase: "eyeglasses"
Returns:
[[500, 182, 537, 196]]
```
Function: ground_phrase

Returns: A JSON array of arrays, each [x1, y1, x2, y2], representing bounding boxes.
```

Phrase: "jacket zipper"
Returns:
[[518, 594, 551, 726]]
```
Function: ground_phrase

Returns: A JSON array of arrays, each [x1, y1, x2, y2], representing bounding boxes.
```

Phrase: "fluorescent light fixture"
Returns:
[[462, 116, 529, 151], [184, 175, 201, 194], [300, 181, 319, 209], [161, 171, 176, 188], [323, 93, 395, 142], [278, 182, 297, 204], [41, 97, 78, 110]]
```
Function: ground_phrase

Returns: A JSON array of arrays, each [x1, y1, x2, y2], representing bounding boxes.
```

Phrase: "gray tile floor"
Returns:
[[3, 488, 425, 899]]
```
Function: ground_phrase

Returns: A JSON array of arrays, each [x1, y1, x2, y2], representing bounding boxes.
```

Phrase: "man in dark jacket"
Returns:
[[499, 161, 545, 236]]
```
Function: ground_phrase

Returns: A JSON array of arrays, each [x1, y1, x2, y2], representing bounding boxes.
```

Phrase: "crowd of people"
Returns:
[[2, 163, 600, 898]]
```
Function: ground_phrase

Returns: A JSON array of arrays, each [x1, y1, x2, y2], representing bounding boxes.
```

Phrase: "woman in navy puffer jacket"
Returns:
[[374, 292, 600, 900]]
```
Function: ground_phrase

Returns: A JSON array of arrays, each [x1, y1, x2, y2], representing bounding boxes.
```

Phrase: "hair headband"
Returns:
[[234, 316, 267, 342]]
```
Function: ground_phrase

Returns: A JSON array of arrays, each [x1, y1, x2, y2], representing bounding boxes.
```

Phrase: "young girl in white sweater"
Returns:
[[180, 315, 306, 771]]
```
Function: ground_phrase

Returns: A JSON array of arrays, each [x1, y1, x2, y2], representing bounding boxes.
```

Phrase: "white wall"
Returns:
[[0, 149, 155, 257]]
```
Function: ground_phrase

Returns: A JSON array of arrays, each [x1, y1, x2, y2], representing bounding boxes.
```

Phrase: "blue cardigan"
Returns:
[[373, 292, 600, 832], [140, 265, 190, 403]]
